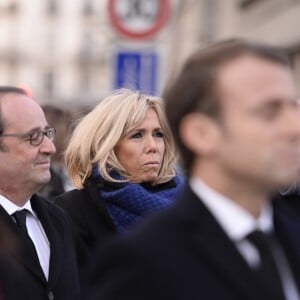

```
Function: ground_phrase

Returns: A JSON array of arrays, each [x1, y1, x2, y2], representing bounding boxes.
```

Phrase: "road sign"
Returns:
[[108, 0, 170, 40], [113, 50, 159, 95]]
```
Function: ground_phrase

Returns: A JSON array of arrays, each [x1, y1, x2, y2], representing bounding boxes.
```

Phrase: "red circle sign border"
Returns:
[[108, 0, 171, 40]]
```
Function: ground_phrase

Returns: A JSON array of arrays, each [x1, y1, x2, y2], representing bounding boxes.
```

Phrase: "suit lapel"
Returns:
[[0, 205, 46, 282], [31, 195, 63, 289], [175, 185, 267, 300]]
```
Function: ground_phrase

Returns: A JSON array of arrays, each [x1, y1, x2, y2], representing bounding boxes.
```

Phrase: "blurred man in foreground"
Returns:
[[87, 40, 300, 300]]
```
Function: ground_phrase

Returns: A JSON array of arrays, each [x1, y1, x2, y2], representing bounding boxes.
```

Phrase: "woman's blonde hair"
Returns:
[[66, 89, 178, 189]]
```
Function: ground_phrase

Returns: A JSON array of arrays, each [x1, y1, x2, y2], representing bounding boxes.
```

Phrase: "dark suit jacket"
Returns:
[[0, 194, 81, 300], [0, 219, 32, 300], [87, 184, 300, 300]]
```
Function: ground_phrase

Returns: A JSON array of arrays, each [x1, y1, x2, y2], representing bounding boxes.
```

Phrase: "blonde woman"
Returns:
[[55, 89, 183, 272]]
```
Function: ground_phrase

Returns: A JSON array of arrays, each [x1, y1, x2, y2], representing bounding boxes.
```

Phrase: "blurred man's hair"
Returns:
[[163, 39, 290, 171]]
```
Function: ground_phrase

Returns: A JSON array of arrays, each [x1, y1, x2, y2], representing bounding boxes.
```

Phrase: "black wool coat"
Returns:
[[86, 184, 300, 300], [0, 194, 81, 300]]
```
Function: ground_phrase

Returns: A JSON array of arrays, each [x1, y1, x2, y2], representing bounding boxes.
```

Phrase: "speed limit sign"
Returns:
[[108, 0, 171, 40]]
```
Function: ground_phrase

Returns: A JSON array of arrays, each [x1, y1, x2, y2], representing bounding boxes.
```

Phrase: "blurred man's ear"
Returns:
[[0, 141, 8, 152], [179, 113, 221, 157]]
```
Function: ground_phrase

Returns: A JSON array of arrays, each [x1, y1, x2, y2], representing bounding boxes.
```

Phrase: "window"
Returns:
[[239, 0, 261, 9], [82, 0, 93, 16], [47, 0, 58, 16], [45, 71, 54, 97]]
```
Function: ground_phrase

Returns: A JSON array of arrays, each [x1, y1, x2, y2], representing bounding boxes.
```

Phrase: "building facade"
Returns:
[[0, 0, 300, 107], [171, 0, 300, 92]]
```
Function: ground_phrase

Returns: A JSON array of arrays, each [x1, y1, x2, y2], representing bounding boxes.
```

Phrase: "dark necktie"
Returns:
[[12, 210, 40, 263], [247, 230, 286, 300], [13, 210, 28, 234]]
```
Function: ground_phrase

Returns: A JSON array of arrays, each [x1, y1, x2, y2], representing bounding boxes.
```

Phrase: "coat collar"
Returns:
[[30, 194, 63, 288], [273, 199, 300, 288]]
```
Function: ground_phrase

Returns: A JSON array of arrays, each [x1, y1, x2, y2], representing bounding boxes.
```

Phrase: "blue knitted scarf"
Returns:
[[92, 169, 183, 232]]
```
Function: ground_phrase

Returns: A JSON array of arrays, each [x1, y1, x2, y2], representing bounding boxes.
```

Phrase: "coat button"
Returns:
[[48, 291, 54, 300]]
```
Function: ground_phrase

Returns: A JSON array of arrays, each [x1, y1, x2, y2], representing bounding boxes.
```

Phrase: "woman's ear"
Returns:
[[179, 113, 221, 156]]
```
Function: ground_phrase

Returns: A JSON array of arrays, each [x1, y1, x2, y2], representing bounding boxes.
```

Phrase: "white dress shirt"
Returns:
[[190, 177, 299, 300], [0, 194, 50, 280]]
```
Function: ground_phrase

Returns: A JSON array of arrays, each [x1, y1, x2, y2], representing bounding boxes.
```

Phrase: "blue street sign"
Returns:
[[113, 51, 159, 95]]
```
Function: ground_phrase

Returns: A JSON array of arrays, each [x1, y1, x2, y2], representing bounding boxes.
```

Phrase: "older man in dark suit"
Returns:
[[87, 40, 300, 300], [0, 86, 80, 300]]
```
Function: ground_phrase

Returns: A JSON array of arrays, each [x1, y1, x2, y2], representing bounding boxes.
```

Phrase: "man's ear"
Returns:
[[179, 113, 221, 156], [0, 142, 8, 152]]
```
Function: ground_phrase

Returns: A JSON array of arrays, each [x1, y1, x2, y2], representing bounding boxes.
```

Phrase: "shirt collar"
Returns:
[[190, 177, 273, 241], [0, 194, 35, 216]]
